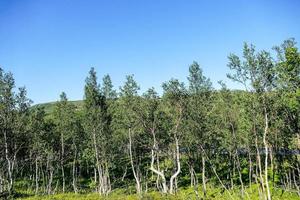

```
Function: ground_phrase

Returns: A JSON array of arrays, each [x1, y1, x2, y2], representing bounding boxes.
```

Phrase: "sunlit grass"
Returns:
[[17, 185, 299, 200]]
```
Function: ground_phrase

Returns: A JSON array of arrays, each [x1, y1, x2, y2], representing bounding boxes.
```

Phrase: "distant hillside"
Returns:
[[31, 100, 84, 115], [31, 90, 248, 115]]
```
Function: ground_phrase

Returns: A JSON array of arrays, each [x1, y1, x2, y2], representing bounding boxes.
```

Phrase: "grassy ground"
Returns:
[[17, 186, 299, 200]]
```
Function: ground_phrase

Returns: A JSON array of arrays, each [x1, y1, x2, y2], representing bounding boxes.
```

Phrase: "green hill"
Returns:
[[32, 100, 84, 115]]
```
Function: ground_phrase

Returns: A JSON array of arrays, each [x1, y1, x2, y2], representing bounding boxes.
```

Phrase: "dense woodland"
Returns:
[[0, 39, 299, 199]]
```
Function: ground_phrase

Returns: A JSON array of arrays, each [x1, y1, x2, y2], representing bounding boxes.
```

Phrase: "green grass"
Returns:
[[17, 186, 299, 200]]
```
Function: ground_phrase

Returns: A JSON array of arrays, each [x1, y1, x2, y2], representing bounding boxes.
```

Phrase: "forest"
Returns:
[[0, 39, 299, 200]]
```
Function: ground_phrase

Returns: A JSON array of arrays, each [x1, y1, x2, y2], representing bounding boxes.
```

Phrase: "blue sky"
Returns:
[[0, 0, 299, 104]]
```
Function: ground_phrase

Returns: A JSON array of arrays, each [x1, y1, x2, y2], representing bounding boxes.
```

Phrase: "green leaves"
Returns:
[[119, 75, 140, 98], [188, 61, 212, 94], [102, 74, 117, 99]]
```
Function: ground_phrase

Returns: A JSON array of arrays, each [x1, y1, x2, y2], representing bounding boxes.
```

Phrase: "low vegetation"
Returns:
[[16, 187, 300, 200]]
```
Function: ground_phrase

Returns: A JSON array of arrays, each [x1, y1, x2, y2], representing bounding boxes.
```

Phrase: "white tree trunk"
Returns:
[[263, 109, 271, 200], [92, 128, 102, 195], [35, 158, 39, 195], [255, 131, 266, 200], [149, 128, 168, 193], [169, 136, 181, 194], [128, 128, 141, 195], [4, 130, 13, 193], [61, 132, 65, 193], [72, 146, 78, 193]]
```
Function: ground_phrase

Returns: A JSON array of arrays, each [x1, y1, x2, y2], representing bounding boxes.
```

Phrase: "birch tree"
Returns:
[[84, 68, 111, 195]]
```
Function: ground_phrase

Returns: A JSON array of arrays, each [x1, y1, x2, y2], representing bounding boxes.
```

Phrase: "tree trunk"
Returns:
[[128, 128, 141, 195], [190, 165, 195, 188], [201, 152, 207, 198], [169, 105, 183, 195], [255, 131, 266, 199], [149, 128, 168, 193], [94, 167, 97, 186], [104, 162, 111, 194], [61, 165, 65, 193], [248, 147, 253, 190], [254, 161, 263, 200], [235, 151, 245, 198], [92, 128, 102, 194], [4, 130, 13, 193], [72, 146, 78, 193], [292, 169, 300, 196], [47, 160, 53, 195], [35, 157, 39, 195], [263, 109, 271, 200], [0, 171, 3, 193], [269, 146, 275, 188], [150, 149, 167, 193], [61, 132, 65, 193], [169, 136, 181, 194]]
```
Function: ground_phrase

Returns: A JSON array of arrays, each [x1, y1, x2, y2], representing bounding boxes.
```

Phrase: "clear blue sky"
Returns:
[[0, 0, 299, 104]]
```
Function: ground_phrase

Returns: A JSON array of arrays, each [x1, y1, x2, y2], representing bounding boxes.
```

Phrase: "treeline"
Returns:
[[0, 39, 299, 199]]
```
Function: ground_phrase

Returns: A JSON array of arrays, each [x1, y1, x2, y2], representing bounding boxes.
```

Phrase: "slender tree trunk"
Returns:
[[99, 165, 103, 194], [235, 153, 245, 198], [170, 136, 181, 194], [121, 166, 127, 182], [169, 107, 182, 195], [72, 145, 78, 193], [0, 171, 3, 193], [201, 146, 234, 200], [175, 177, 178, 193], [248, 147, 253, 190], [192, 167, 200, 200], [61, 132, 65, 193], [292, 169, 300, 196], [288, 170, 292, 189], [297, 164, 300, 188], [94, 167, 97, 186], [188, 163, 200, 199], [92, 128, 102, 195], [99, 164, 104, 194], [190, 165, 195, 188], [255, 131, 266, 199], [42, 166, 46, 194], [4, 130, 13, 193], [263, 109, 271, 200], [202, 153, 207, 198], [35, 157, 39, 195], [48, 170, 53, 195], [150, 149, 167, 193], [61, 165, 65, 193], [155, 154, 163, 191], [149, 128, 168, 193], [144, 172, 148, 193], [128, 128, 141, 195], [269, 147, 275, 188], [254, 161, 263, 200], [47, 155, 53, 195], [104, 162, 111, 194]]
